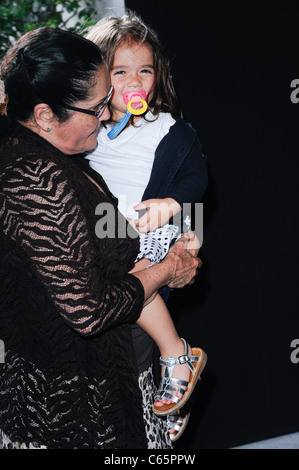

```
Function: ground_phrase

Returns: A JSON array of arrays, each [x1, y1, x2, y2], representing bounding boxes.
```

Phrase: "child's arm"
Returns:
[[163, 134, 208, 209], [133, 197, 181, 233], [139, 119, 208, 234]]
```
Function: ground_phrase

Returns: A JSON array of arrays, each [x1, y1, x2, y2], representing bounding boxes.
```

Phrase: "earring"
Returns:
[[46, 128, 51, 132]]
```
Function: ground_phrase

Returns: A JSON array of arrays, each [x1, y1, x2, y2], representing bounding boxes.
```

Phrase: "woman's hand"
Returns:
[[131, 231, 201, 302], [162, 232, 201, 289]]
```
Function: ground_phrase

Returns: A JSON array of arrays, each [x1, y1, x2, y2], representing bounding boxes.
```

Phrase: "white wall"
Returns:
[[61, 0, 125, 28], [94, 0, 125, 18]]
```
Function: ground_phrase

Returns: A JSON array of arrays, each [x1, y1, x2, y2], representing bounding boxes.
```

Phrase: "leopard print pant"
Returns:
[[138, 365, 172, 449], [0, 429, 47, 449]]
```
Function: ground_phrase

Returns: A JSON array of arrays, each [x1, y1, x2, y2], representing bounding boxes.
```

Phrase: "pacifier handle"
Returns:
[[107, 110, 131, 140]]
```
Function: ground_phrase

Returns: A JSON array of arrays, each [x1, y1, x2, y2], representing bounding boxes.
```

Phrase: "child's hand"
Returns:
[[177, 231, 201, 285], [182, 230, 201, 257], [134, 198, 181, 233]]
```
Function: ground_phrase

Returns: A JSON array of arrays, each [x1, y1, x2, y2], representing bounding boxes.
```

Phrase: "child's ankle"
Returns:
[[160, 338, 190, 360]]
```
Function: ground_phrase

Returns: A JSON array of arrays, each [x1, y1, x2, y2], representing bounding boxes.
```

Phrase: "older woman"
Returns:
[[0, 27, 200, 449]]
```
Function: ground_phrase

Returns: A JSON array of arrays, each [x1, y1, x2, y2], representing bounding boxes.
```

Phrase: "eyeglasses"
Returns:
[[65, 86, 114, 119]]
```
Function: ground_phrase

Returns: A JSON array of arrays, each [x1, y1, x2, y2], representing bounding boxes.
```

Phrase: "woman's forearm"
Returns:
[[131, 260, 172, 302]]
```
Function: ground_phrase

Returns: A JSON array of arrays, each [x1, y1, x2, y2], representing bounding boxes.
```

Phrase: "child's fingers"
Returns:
[[136, 218, 153, 233], [180, 231, 200, 255], [135, 211, 148, 227], [133, 201, 148, 213]]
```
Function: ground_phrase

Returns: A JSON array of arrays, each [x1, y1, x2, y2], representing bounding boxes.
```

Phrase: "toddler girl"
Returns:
[[85, 11, 208, 443]]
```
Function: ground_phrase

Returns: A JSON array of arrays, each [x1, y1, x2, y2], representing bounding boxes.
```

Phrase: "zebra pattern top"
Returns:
[[0, 122, 147, 449]]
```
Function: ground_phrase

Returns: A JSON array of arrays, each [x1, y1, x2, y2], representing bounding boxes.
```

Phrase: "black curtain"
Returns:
[[125, 0, 299, 448]]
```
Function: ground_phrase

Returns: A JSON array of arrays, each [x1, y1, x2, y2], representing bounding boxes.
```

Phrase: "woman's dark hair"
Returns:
[[85, 10, 182, 119], [0, 27, 103, 131]]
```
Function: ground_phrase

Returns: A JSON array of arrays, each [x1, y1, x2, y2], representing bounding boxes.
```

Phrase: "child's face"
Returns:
[[109, 41, 155, 121]]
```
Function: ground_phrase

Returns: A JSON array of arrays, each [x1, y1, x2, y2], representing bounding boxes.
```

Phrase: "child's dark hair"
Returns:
[[85, 10, 181, 118], [0, 27, 103, 137]]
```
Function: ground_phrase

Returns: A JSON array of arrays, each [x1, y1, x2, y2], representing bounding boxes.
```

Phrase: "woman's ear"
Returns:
[[33, 103, 55, 133]]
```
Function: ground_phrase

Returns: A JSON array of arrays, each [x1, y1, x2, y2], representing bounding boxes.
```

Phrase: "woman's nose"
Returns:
[[99, 106, 110, 121]]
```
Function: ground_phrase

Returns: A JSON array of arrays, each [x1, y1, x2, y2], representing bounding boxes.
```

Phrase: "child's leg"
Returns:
[[130, 259, 192, 407], [137, 294, 192, 407]]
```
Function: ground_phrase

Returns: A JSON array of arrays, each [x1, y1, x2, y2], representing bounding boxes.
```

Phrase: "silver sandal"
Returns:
[[167, 409, 191, 442], [153, 338, 207, 417]]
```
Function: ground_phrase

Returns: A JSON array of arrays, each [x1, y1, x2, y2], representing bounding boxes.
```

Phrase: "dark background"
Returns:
[[126, 0, 299, 449]]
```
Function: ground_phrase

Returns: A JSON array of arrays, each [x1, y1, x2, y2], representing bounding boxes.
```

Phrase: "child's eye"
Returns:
[[113, 70, 125, 75], [141, 68, 153, 74]]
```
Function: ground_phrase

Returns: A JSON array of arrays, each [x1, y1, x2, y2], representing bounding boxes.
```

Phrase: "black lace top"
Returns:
[[0, 122, 146, 448]]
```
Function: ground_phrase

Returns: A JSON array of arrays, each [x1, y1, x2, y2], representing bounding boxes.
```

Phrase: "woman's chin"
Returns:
[[84, 134, 99, 153]]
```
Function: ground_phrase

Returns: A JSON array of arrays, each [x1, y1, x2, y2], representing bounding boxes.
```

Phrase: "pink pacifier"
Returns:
[[123, 90, 148, 115]]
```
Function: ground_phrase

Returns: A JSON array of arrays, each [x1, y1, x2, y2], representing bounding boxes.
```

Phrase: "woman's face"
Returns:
[[109, 41, 155, 121], [49, 66, 111, 154]]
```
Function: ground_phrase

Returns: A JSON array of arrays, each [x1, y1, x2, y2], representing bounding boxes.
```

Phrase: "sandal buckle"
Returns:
[[178, 354, 189, 364]]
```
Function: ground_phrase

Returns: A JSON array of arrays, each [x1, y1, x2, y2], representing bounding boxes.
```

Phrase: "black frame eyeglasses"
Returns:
[[65, 86, 114, 119]]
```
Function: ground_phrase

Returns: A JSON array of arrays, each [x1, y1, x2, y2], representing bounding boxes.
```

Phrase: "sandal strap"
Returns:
[[155, 380, 188, 402], [167, 414, 183, 431], [167, 417, 184, 432], [160, 392, 181, 404], [161, 377, 189, 387], [159, 355, 199, 369], [167, 414, 181, 424], [159, 338, 199, 375]]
